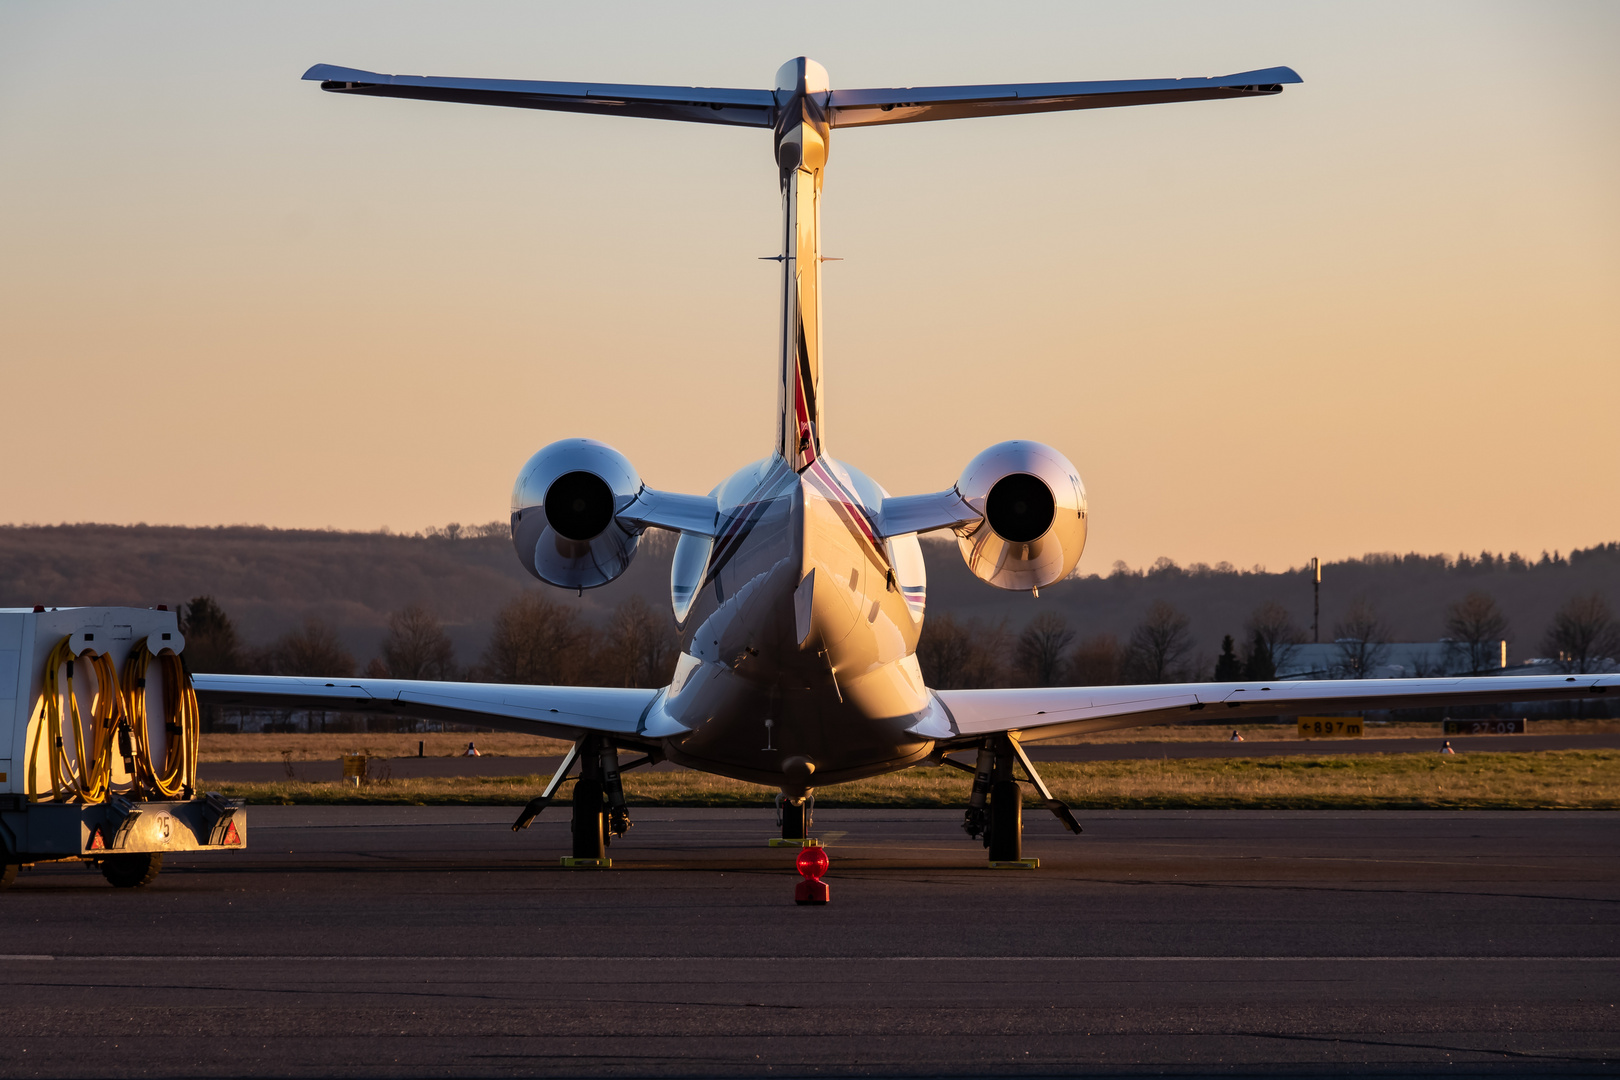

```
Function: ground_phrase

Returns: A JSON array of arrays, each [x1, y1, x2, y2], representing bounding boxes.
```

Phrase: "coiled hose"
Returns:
[[120, 640, 200, 800], [25, 635, 200, 803], [26, 637, 122, 803]]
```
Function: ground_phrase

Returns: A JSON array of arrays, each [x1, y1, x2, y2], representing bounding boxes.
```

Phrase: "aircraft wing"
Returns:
[[828, 67, 1301, 128], [928, 673, 1619, 744], [192, 674, 674, 746], [303, 64, 776, 127]]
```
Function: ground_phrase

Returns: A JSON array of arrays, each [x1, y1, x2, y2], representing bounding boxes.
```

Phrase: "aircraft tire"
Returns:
[[781, 800, 807, 840], [99, 852, 163, 888], [571, 778, 605, 859], [987, 780, 1022, 862]]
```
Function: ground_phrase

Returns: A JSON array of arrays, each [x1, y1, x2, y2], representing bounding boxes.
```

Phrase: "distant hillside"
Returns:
[[0, 523, 674, 665], [2, 523, 1617, 675], [929, 543, 1620, 672]]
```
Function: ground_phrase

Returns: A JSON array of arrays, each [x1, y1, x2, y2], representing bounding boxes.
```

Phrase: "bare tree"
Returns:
[[603, 595, 679, 688], [380, 604, 458, 680], [179, 595, 243, 674], [1122, 600, 1192, 683], [1332, 597, 1391, 678], [1068, 634, 1123, 685], [962, 618, 1012, 688], [1541, 593, 1620, 675], [481, 592, 599, 685], [1242, 601, 1306, 680], [266, 617, 356, 678], [917, 614, 974, 690], [1443, 590, 1509, 675], [1014, 611, 1074, 687], [916, 614, 1010, 689]]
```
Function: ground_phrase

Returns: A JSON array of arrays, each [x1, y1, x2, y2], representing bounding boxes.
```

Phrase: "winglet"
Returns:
[[303, 63, 377, 83]]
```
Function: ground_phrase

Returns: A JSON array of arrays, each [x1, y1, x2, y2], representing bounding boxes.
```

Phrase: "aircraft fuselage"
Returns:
[[653, 455, 947, 793]]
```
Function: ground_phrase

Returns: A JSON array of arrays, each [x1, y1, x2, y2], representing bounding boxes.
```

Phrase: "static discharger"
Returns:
[[794, 845, 830, 905]]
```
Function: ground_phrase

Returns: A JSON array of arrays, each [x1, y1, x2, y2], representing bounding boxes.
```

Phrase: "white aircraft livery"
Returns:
[[195, 58, 1618, 863]]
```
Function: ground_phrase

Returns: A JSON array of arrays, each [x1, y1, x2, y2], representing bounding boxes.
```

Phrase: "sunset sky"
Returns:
[[2, 1, 1616, 574]]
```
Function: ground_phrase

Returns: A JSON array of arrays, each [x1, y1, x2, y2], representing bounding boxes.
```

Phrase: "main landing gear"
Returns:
[[511, 735, 658, 862], [951, 734, 1081, 864]]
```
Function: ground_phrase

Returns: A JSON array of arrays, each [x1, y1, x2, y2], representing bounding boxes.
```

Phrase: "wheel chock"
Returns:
[[988, 858, 1040, 869], [768, 837, 822, 848], [559, 857, 612, 868]]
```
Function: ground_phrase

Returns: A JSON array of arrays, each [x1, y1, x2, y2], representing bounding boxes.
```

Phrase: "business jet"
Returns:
[[196, 58, 1618, 864]]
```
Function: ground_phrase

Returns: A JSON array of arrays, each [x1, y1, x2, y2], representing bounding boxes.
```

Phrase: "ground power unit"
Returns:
[[0, 606, 246, 889]]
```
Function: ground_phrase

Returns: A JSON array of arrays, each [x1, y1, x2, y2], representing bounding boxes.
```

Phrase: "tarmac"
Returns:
[[197, 732, 1620, 783], [1, 806, 1616, 1077]]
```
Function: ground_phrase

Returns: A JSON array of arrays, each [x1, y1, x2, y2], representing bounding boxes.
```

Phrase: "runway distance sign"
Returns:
[[1443, 718, 1527, 735], [1297, 716, 1363, 738]]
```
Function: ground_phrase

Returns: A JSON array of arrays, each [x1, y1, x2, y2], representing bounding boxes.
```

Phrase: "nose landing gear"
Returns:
[[776, 791, 815, 842]]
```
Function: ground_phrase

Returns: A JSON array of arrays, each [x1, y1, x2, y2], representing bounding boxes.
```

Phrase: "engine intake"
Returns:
[[511, 438, 642, 589], [985, 472, 1056, 543], [544, 471, 616, 541], [956, 441, 1087, 591]]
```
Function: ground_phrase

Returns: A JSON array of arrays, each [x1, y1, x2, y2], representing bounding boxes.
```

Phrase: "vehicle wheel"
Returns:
[[987, 780, 1022, 862], [100, 852, 163, 888], [781, 799, 807, 840], [0, 862, 19, 890], [571, 778, 605, 859]]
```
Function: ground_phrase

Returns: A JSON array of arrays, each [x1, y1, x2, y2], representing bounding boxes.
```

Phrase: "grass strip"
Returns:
[[213, 749, 1620, 811], [197, 721, 1620, 760]]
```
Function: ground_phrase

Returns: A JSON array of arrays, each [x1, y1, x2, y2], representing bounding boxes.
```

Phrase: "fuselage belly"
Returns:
[[654, 457, 941, 790]]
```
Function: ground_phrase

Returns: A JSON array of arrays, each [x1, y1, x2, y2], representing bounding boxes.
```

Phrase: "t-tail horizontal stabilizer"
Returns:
[[302, 63, 1301, 129], [302, 64, 778, 127]]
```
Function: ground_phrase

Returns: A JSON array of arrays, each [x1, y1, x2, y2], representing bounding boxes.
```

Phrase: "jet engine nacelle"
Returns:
[[510, 438, 642, 590], [955, 440, 1088, 591]]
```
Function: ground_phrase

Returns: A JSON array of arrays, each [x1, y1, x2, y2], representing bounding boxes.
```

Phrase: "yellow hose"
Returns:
[[24, 635, 200, 804], [121, 641, 200, 799], [26, 636, 122, 803]]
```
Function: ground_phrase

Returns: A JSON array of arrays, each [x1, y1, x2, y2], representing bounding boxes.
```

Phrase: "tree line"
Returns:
[[917, 589, 1620, 689], [179, 592, 679, 689], [1101, 543, 1620, 580], [177, 582, 1616, 692]]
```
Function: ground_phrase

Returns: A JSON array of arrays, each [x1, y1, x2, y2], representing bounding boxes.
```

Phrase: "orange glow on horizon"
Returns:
[[1, 3, 1616, 573]]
